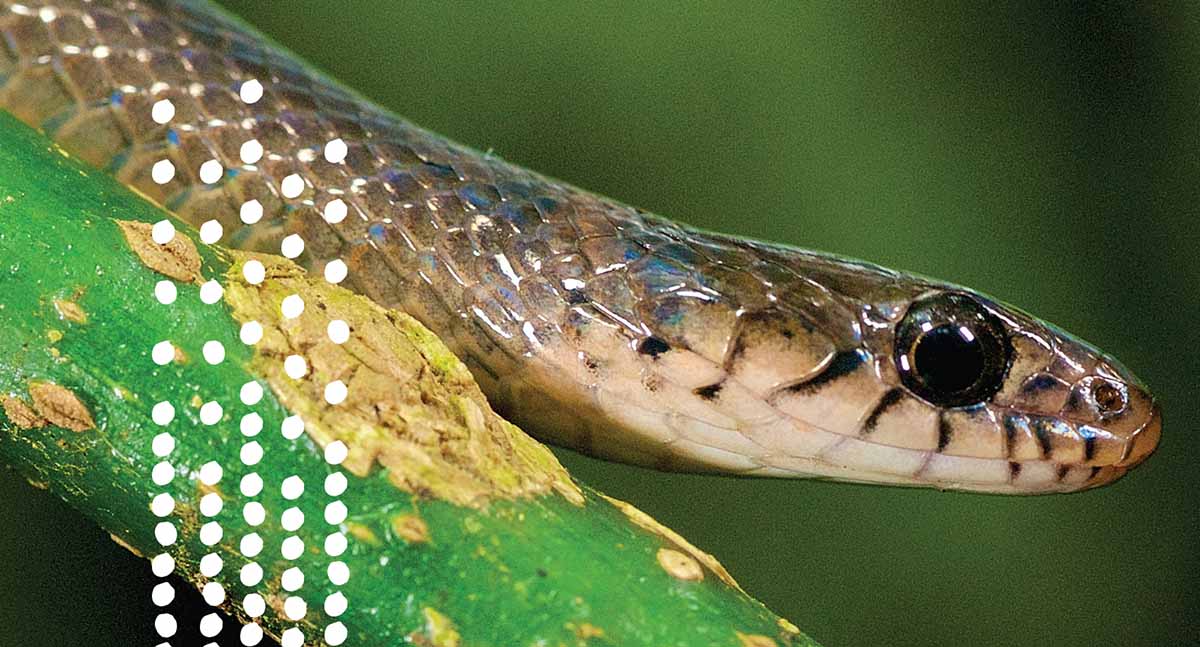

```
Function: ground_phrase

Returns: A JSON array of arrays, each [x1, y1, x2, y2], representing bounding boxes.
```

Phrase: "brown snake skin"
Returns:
[[0, 0, 1160, 492]]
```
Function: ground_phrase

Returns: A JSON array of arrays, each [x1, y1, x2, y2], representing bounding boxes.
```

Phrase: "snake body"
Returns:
[[0, 0, 1160, 493]]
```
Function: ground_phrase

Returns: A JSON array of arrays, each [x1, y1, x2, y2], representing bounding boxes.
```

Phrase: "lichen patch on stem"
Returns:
[[28, 381, 95, 432], [222, 252, 583, 508], [657, 548, 704, 582], [391, 513, 430, 544], [737, 632, 780, 647], [2, 396, 47, 429], [53, 298, 87, 324], [116, 219, 202, 283]]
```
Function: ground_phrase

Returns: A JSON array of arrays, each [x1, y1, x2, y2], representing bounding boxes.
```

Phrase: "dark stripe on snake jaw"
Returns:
[[936, 413, 952, 452], [783, 349, 867, 394], [861, 388, 903, 435]]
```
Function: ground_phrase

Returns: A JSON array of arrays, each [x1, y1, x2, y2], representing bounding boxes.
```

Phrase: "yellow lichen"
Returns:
[[2, 396, 46, 429], [568, 622, 605, 641], [777, 618, 801, 635], [409, 607, 461, 647], [222, 252, 583, 508], [656, 547, 704, 582], [736, 631, 779, 647], [53, 298, 87, 324], [602, 494, 741, 591], [116, 220, 203, 283], [46, 329, 63, 343], [28, 381, 95, 432], [391, 513, 430, 544]]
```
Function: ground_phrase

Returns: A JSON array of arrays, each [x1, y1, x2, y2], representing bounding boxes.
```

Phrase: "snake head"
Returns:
[[856, 286, 1161, 493]]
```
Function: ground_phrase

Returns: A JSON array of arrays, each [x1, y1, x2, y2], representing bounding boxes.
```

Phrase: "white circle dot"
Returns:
[[240, 412, 263, 436], [240, 472, 263, 497], [152, 461, 174, 485], [200, 279, 224, 304], [281, 234, 305, 259], [201, 582, 225, 607], [240, 321, 263, 345], [199, 461, 223, 485], [154, 613, 177, 638], [325, 622, 348, 646], [240, 562, 263, 586], [324, 441, 348, 465], [202, 340, 225, 365], [325, 472, 347, 497], [328, 560, 350, 585], [151, 582, 175, 606], [199, 521, 223, 546], [241, 440, 263, 465], [243, 593, 266, 618], [151, 493, 174, 517], [151, 401, 175, 426], [239, 79, 263, 104], [151, 553, 174, 577], [243, 259, 265, 284], [240, 139, 263, 164], [281, 535, 304, 560], [325, 380, 348, 405], [240, 383, 264, 406], [199, 401, 223, 425], [283, 354, 308, 379], [281, 628, 304, 647], [324, 591, 348, 617], [152, 159, 175, 185], [324, 259, 348, 284], [152, 340, 175, 365], [280, 173, 304, 199], [154, 280, 177, 304], [240, 532, 263, 557], [154, 521, 177, 546], [240, 199, 263, 224], [283, 596, 307, 620], [199, 219, 223, 244], [324, 138, 348, 164], [325, 501, 348, 525], [324, 532, 347, 557], [281, 294, 305, 319], [281, 415, 305, 440], [199, 159, 223, 185], [151, 99, 175, 124], [152, 432, 175, 457], [199, 612, 222, 637], [281, 506, 304, 531], [323, 198, 347, 223], [243, 501, 266, 526], [327, 319, 350, 344], [240, 623, 263, 645], [151, 219, 175, 244], [199, 492, 223, 517], [199, 553, 223, 577], [281, 476, 305, 500], [281, 566, 305, 591]]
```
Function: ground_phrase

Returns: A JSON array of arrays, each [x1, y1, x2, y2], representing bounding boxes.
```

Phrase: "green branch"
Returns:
[[0, 111, 816, 646]]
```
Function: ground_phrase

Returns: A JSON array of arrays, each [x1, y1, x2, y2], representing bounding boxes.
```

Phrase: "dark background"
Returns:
[[1, 2, 1196, 646]]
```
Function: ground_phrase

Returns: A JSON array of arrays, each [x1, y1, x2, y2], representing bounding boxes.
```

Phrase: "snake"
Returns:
[[0, 0, 1161, 495]]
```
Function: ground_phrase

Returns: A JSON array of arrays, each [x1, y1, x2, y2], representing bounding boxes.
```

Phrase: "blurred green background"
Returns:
[[1, 2, 1196, 646]]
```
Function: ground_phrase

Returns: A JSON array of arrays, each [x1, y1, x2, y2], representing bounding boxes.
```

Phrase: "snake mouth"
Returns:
[[1117, 402, 1161, 468]]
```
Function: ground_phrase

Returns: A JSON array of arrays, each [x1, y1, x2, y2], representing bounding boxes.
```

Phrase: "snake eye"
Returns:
[[894, 292, 1011, 407]]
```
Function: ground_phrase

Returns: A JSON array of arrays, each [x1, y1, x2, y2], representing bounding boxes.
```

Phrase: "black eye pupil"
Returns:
[[893, 292, 1012, 407], [913, 325, 986, 395]]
